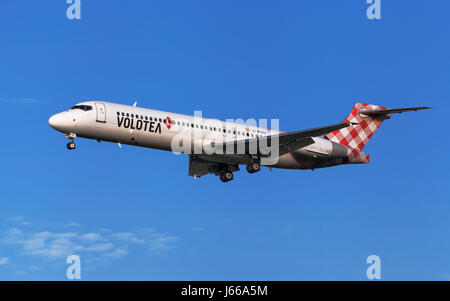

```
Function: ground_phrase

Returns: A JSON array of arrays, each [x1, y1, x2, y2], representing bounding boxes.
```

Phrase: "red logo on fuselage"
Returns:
[[164, 116, 173, 129]]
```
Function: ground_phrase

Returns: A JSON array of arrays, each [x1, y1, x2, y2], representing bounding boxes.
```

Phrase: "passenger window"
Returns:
[[126, 113, 130, 117]]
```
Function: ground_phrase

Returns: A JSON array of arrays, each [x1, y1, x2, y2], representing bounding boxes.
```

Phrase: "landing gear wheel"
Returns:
[[220, 171, 234, 182], [66, 142, 76, 150], [246, 162, 261, 174]]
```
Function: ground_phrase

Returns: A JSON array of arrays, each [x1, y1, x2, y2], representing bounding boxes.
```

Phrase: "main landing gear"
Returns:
[[220, 170, 234, 183], [218, 161, 260, 182], [65, 133, 76, 150], [246, 161, 261, 174]]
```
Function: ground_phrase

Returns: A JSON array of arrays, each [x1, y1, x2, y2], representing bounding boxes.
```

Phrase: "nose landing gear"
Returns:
[[66, 141, 76, 150], [65, 133, 77, 151]]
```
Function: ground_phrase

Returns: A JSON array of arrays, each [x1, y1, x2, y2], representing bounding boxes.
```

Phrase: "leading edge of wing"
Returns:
[[276, 121, 357, 144]]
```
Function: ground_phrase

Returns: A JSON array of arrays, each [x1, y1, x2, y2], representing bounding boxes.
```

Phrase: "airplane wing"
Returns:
[[213, 121, 356, 157]]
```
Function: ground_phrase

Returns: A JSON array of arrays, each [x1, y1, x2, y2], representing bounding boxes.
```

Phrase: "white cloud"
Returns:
[[9, 216, 26, 222], [0, 257, 9, 265], [3, 230, 80, 260], [139, 227, 157, 233], [1, 224, 179, 265], [0, 97, 44, 104], [8, 216, 31, 226], [113, 232, 145, 244], [189, 226, 204, 232], [84, 243, 114, 252], [106, 247, 128, 259], [2, 228, 24, 245], [80, 233, 102, 241], [6, 228, 23, 236], [65, 222, 81, 228], [28, 266, 41, 271], [148, 233, 180, 252], [281, 228, 293, 236]]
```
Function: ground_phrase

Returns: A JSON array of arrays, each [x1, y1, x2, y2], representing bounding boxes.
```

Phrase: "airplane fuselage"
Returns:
[[48, 101, 356, 174], [49, 101, 429, 181]]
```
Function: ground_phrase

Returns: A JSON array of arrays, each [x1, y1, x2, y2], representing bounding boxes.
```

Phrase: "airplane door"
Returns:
[[95, 102, 106, 123]]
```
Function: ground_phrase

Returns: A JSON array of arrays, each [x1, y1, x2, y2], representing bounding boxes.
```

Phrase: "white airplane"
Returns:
[[49, 101, 430, 182]]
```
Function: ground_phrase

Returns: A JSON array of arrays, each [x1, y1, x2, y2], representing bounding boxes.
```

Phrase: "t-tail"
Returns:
[[326, 103, 431, 164]]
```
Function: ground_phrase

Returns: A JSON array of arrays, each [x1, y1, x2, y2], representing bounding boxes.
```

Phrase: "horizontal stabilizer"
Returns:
[[326, 103, 430, 153], [360, 106, 431, 116]]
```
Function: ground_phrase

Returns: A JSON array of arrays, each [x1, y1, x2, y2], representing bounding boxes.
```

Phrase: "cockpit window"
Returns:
[[71, 105, 93, 111]]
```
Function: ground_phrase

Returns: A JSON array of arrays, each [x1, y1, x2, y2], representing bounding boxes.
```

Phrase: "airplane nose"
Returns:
[[49, 114, 60, 129], [49, 113, 70, 132]]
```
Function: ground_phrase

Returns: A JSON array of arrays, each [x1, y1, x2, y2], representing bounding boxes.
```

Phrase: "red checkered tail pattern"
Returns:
[[326, 103, 389, 154]]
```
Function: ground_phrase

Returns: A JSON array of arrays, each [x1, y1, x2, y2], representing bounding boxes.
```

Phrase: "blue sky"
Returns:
[[0, 1, 449, 280]]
